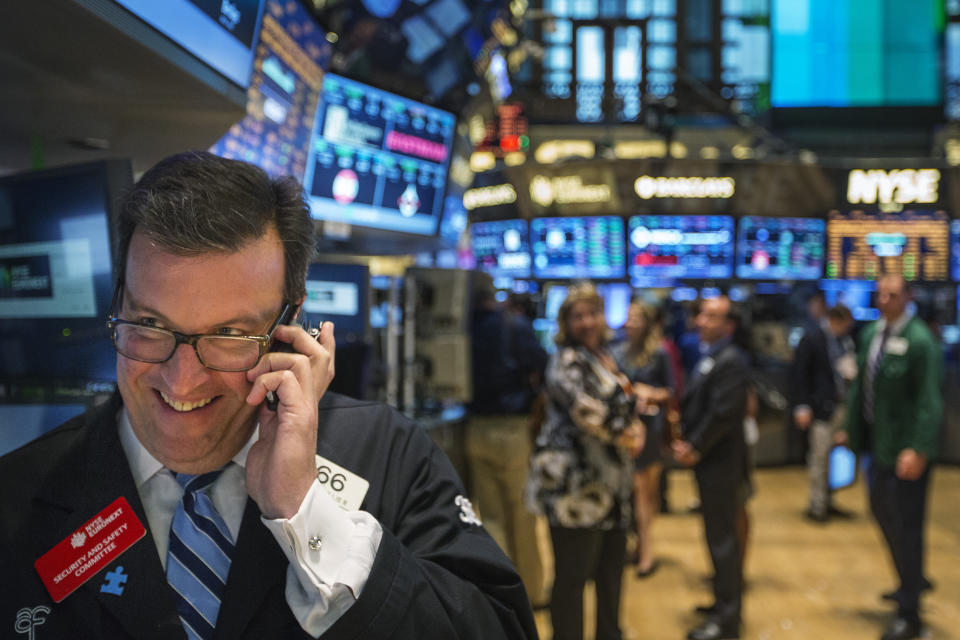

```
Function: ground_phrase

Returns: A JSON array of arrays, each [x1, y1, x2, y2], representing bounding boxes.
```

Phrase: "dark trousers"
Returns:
[[549, 526, 626, 640], [867, 458, 931, 622], [695, 456, 743, 628]]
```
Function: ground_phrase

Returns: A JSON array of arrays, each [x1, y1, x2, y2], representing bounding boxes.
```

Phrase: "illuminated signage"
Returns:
[[634, 176, 735, 199], [534, 140, 596, 164], [529, 175, 611, 206], [846, 169, 940, 205], [463, 184, 517, 209]]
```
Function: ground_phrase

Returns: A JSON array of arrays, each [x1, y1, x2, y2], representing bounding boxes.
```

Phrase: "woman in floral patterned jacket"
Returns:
[[527, 282, 644, 640]]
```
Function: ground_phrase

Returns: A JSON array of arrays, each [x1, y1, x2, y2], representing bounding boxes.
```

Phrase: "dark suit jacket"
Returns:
[[790, 321, 838, 421], [0, 392, 537, 639], [681, 341, 749, 460]]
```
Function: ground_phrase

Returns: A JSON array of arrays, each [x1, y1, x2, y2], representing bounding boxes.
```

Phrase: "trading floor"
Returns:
[[532, 466, 960, 640]]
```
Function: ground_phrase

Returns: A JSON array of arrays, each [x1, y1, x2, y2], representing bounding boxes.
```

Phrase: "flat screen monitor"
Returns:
[[826, 210, 949, 281], [0, 160, 132, 384], [471, 219, 531, 279], [951, 219, 960, 281], [771, 0, 940, 109], [303, 263, 369, 343], [542, 283, 631, 329], [210, 0, 331, 182], [736, 216, 825, 280], [531, 216, 626, 279], [627, 215, 734, 280], [113, 0, 266, 88], [819, 279, 879, 322], [303, 73, 456, 236]]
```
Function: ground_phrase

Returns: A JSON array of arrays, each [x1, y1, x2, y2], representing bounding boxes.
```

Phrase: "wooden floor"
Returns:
[[532, 466, 960, 640]]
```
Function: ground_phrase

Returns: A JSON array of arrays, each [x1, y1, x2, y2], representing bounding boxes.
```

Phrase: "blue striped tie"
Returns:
[[166, 469, 235, 640], [863, 327, 890, 424]]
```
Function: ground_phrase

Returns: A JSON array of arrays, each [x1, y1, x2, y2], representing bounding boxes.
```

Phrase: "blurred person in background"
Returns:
[[527, 282, 644, 640], [612, 299, 674, 578], [791, 300, 856, 522], [673, 295, 750, 640], [837, 275, 942, 640], [468, 277, 549, 609]]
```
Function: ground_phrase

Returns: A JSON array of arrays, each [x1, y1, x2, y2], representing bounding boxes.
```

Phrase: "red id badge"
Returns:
[[34, 496, 146, 602]]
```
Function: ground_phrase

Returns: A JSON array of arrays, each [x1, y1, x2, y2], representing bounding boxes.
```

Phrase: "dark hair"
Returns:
[[807, 291, 826, 306], [827, 303, 853, 323], [116, 151, 315, 303]]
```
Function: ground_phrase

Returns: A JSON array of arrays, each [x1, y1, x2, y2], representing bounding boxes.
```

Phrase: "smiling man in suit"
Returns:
[[673, 295, 749, 640], [837, 274, 942, 640], [0, 152, 537, 640]]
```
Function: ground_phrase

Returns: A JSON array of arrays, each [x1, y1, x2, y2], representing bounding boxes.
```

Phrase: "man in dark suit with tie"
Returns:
[[837, 274, 942, 640], [673, 295, 750, 640], [0, 152, 537, 639]]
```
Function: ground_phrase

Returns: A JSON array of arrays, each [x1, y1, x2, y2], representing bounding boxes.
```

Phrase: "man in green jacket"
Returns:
[[837, 274, 942, 640]]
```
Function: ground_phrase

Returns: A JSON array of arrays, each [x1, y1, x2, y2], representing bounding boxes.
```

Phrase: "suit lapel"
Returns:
[[32, 395, 182, 639], [214, 497, 289, 639]]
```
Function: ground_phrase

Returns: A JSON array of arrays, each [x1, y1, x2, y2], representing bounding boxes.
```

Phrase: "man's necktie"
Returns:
[[863, 327, 890, 424], [166, 468, 235, 640]]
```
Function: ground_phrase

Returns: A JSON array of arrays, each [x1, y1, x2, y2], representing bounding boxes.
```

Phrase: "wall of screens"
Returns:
[[628, 215, 734, 281], [736, 216, 825, 280], [826, 210, 949, 281], [530, 216, 626, 279], [303, 73, 456, 235], [471, 219, 531, 279]]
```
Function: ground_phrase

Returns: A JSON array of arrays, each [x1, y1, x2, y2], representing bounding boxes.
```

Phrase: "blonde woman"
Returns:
[[612, 299, 675, 578], [527, 283, 644, 640]]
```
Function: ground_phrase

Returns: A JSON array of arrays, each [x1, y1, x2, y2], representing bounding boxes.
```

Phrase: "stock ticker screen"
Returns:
[[951, 219, 960, 281], [736, 216, 825, 280], [303, 73, 456, 235], [471, 219, 532, 279], [627, 215, 734, 281], [826, 210, 949, 281], [531, 216, 626, 279]]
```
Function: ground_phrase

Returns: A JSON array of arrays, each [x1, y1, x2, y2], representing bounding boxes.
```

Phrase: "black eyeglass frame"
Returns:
[[106, 280, 293, 372]]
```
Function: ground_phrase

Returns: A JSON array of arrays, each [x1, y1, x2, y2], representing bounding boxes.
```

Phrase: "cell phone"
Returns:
[[264, 308, 323, 411]]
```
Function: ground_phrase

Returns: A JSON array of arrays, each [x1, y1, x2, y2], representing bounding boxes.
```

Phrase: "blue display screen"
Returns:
[[951, 220, 960, 281], [819, 279, 879, 322], [114, 0, 266, 88], [302, 263, 369, 343], [531, 216, 626, 279], [471, 220, 531, 279], [303, 74, 456, 235], [772, 0, 940, 108], [736, 216, 825, 280], [627, 215, 734, 280], [0, 161, 131, 382]]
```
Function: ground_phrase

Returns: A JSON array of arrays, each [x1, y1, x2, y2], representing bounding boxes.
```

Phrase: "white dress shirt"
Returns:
[[867, 310, 912, 366], [118, 410, 383, 637]]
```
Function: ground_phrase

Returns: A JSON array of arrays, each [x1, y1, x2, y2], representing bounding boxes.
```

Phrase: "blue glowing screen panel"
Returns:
[[303, 74, 456, 235], [303, 262, 369, 342], [531, 216, 626, 279], [628, 215, 734, 280], [0, 161, 132, 382], [542, 283, 631, 329], [210, 0, 332, 182], [471, 220, 531, 279], [114, 0, 266, 88], [826, 210, 949, 281], [819, 279, 879, 322], [951, 220, 960, 281], [736, 216, 825, 280], [771, 0, 941, 108]]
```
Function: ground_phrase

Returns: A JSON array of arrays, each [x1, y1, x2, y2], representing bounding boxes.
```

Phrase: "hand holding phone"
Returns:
[[265, 321, 324, 411]]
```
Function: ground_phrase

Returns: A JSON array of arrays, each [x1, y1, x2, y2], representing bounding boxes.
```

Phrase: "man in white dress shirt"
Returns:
[[0, 151, 537, 639]]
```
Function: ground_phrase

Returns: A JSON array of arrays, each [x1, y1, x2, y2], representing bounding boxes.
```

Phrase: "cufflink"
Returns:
[[308, 535, 322, 551]]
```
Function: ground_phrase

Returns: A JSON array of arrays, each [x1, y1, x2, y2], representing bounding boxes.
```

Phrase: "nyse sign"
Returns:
[[846, 169, 940, 205]]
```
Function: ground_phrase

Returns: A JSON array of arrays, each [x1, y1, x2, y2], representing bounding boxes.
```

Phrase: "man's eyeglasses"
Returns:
[[107, 298, 292, 372]]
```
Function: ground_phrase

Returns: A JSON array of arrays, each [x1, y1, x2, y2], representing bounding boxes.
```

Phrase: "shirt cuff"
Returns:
[[261, 479, 383, 636]]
